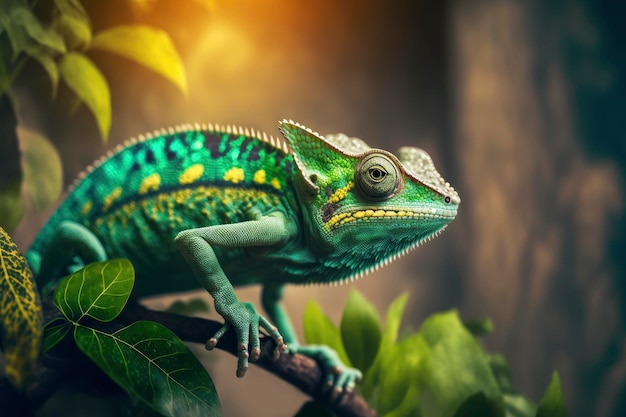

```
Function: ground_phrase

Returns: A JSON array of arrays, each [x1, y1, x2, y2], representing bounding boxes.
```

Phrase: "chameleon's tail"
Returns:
[[25, 250, 42, 278]]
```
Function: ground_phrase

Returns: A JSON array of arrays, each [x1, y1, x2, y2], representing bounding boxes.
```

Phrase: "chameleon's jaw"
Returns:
[[323, 205, 457, 232], [311, 224, 450, 287]]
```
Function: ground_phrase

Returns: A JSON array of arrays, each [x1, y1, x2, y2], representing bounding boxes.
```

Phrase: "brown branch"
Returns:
[[4, 300, 377, 417], [117, 303, 377, 417]]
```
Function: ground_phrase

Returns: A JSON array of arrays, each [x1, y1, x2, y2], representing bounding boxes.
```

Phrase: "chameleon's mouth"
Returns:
[[323, 206, 457, 232]]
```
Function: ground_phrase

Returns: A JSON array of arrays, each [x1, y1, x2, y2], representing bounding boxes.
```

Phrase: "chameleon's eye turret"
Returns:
[[355, 152, 403, 201]]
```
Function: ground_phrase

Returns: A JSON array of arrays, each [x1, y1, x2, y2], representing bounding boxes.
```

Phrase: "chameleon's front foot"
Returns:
[[205, 300, 287, 377], [291, 344, 363, 395]]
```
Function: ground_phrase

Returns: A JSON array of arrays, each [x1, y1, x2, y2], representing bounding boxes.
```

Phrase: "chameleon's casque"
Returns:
[[27, 120, 459, 389]]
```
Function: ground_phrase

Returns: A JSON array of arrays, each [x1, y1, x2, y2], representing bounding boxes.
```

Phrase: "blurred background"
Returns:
[[3, 0, 625, 416]]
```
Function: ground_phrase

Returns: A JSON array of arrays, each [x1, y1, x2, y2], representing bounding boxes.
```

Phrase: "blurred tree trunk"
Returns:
[[448, 1, 625, 417]]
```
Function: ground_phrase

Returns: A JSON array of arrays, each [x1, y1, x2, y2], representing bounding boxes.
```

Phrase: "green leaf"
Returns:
[[535, 372, 567, 417], [293, 401, 336, 417], [0, 2, 28, 59], [53, 0, 89, 19], [90, 25, 187, 96], [504, 394, 536, 417], [18, 126, 63, 211], [0, 52, 11, 95], [488, 354, 513, 394], [0, 175, 24, 233], [0, 226, 43, 389], [5, 8, 65, 54], [53, 259, 134, 323], [59, 52, 111, 140], [53, 13, 92, 50], [52, 0, 92, 50], [42, 317, 71, 352], [380, 292, 409, 352], [340, 289, 382, 373], [0, 0, 28, 17], [75, 321, 222, 417], [362, 292, 408, 398], [381, 384, 420, 417], [376, 333, 426, 416], [24, 48, 60, 97], [418, 311, 501, 417], [452, 391, 505, 417], [463, 317, 494, 337], [303, 300, 351, 367]]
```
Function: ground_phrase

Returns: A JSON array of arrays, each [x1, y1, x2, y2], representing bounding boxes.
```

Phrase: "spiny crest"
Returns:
[[69, 122, 288, 192], [397, 147, 460, 204], [323, 133, 372, 154]]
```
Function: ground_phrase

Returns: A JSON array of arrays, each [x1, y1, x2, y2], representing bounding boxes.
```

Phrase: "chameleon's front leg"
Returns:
[[174, 211, 295, 377], [262, 284, 362, 394]]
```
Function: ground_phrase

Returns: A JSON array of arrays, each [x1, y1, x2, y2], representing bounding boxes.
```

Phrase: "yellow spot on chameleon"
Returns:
[[179, 164, 204, 185], [81, 200, 93, 216], [328, 181, 353, 204], [224, 167, 244, 183], [139, 173, 161, 195], [270, 178, 282, 190], [103, 187, 122, 212], [253, 169, 266, 185]]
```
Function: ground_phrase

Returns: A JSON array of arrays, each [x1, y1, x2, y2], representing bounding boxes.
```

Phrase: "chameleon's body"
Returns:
[[27, 120, 460, 390]]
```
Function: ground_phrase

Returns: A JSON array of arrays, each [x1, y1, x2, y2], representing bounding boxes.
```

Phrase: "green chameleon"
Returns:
[[27, 120, 460, 392]]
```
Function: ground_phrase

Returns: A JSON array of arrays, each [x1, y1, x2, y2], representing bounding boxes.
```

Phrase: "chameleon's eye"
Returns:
[[355, 152, 402, 200]]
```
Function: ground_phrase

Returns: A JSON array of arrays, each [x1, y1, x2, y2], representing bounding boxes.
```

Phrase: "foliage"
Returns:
[[0, 247, 568, 416], [18, 126, 63, 212], [0, 226, 42, 390], [42, 259, 222, 417], [0, 0, 187, 139], [303, 289, 568, 417], [0, 0, 191, 232]]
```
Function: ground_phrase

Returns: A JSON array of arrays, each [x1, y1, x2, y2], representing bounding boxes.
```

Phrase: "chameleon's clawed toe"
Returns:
[[205, 338, 217, 350], [250, 348, 261, 362], [273, 342, 287, 361], [236, 343, 250, 377], [236, 366, 248, 378]]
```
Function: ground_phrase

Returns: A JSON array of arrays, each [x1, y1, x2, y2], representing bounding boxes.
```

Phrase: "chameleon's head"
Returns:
[[278, 120, 460, 272]]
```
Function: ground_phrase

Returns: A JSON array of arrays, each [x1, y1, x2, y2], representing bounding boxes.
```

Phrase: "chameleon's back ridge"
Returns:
[[27, 119, 459, 389], [28, 123, 297, 292]]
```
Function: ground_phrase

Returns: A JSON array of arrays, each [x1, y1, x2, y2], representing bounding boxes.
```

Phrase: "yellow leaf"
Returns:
[[0, 226, 43, 389], [90, 25, 188, 96], [59, 52, 111, 141]]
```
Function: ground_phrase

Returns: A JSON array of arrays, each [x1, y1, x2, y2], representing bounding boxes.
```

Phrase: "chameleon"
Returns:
[[26, 120, 460, 392]]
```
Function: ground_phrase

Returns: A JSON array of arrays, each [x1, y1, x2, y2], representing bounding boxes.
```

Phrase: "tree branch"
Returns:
[[3, 299, 377, 417], [117, 303, 377, 417]]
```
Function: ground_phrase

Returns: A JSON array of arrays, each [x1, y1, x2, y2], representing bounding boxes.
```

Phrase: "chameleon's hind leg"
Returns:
[[35, 221, 107, 292], [262, 283, 362, 394]]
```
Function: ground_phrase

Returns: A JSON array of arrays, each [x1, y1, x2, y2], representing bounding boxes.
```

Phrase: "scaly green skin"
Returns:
[[27, 120, 460, 393]]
